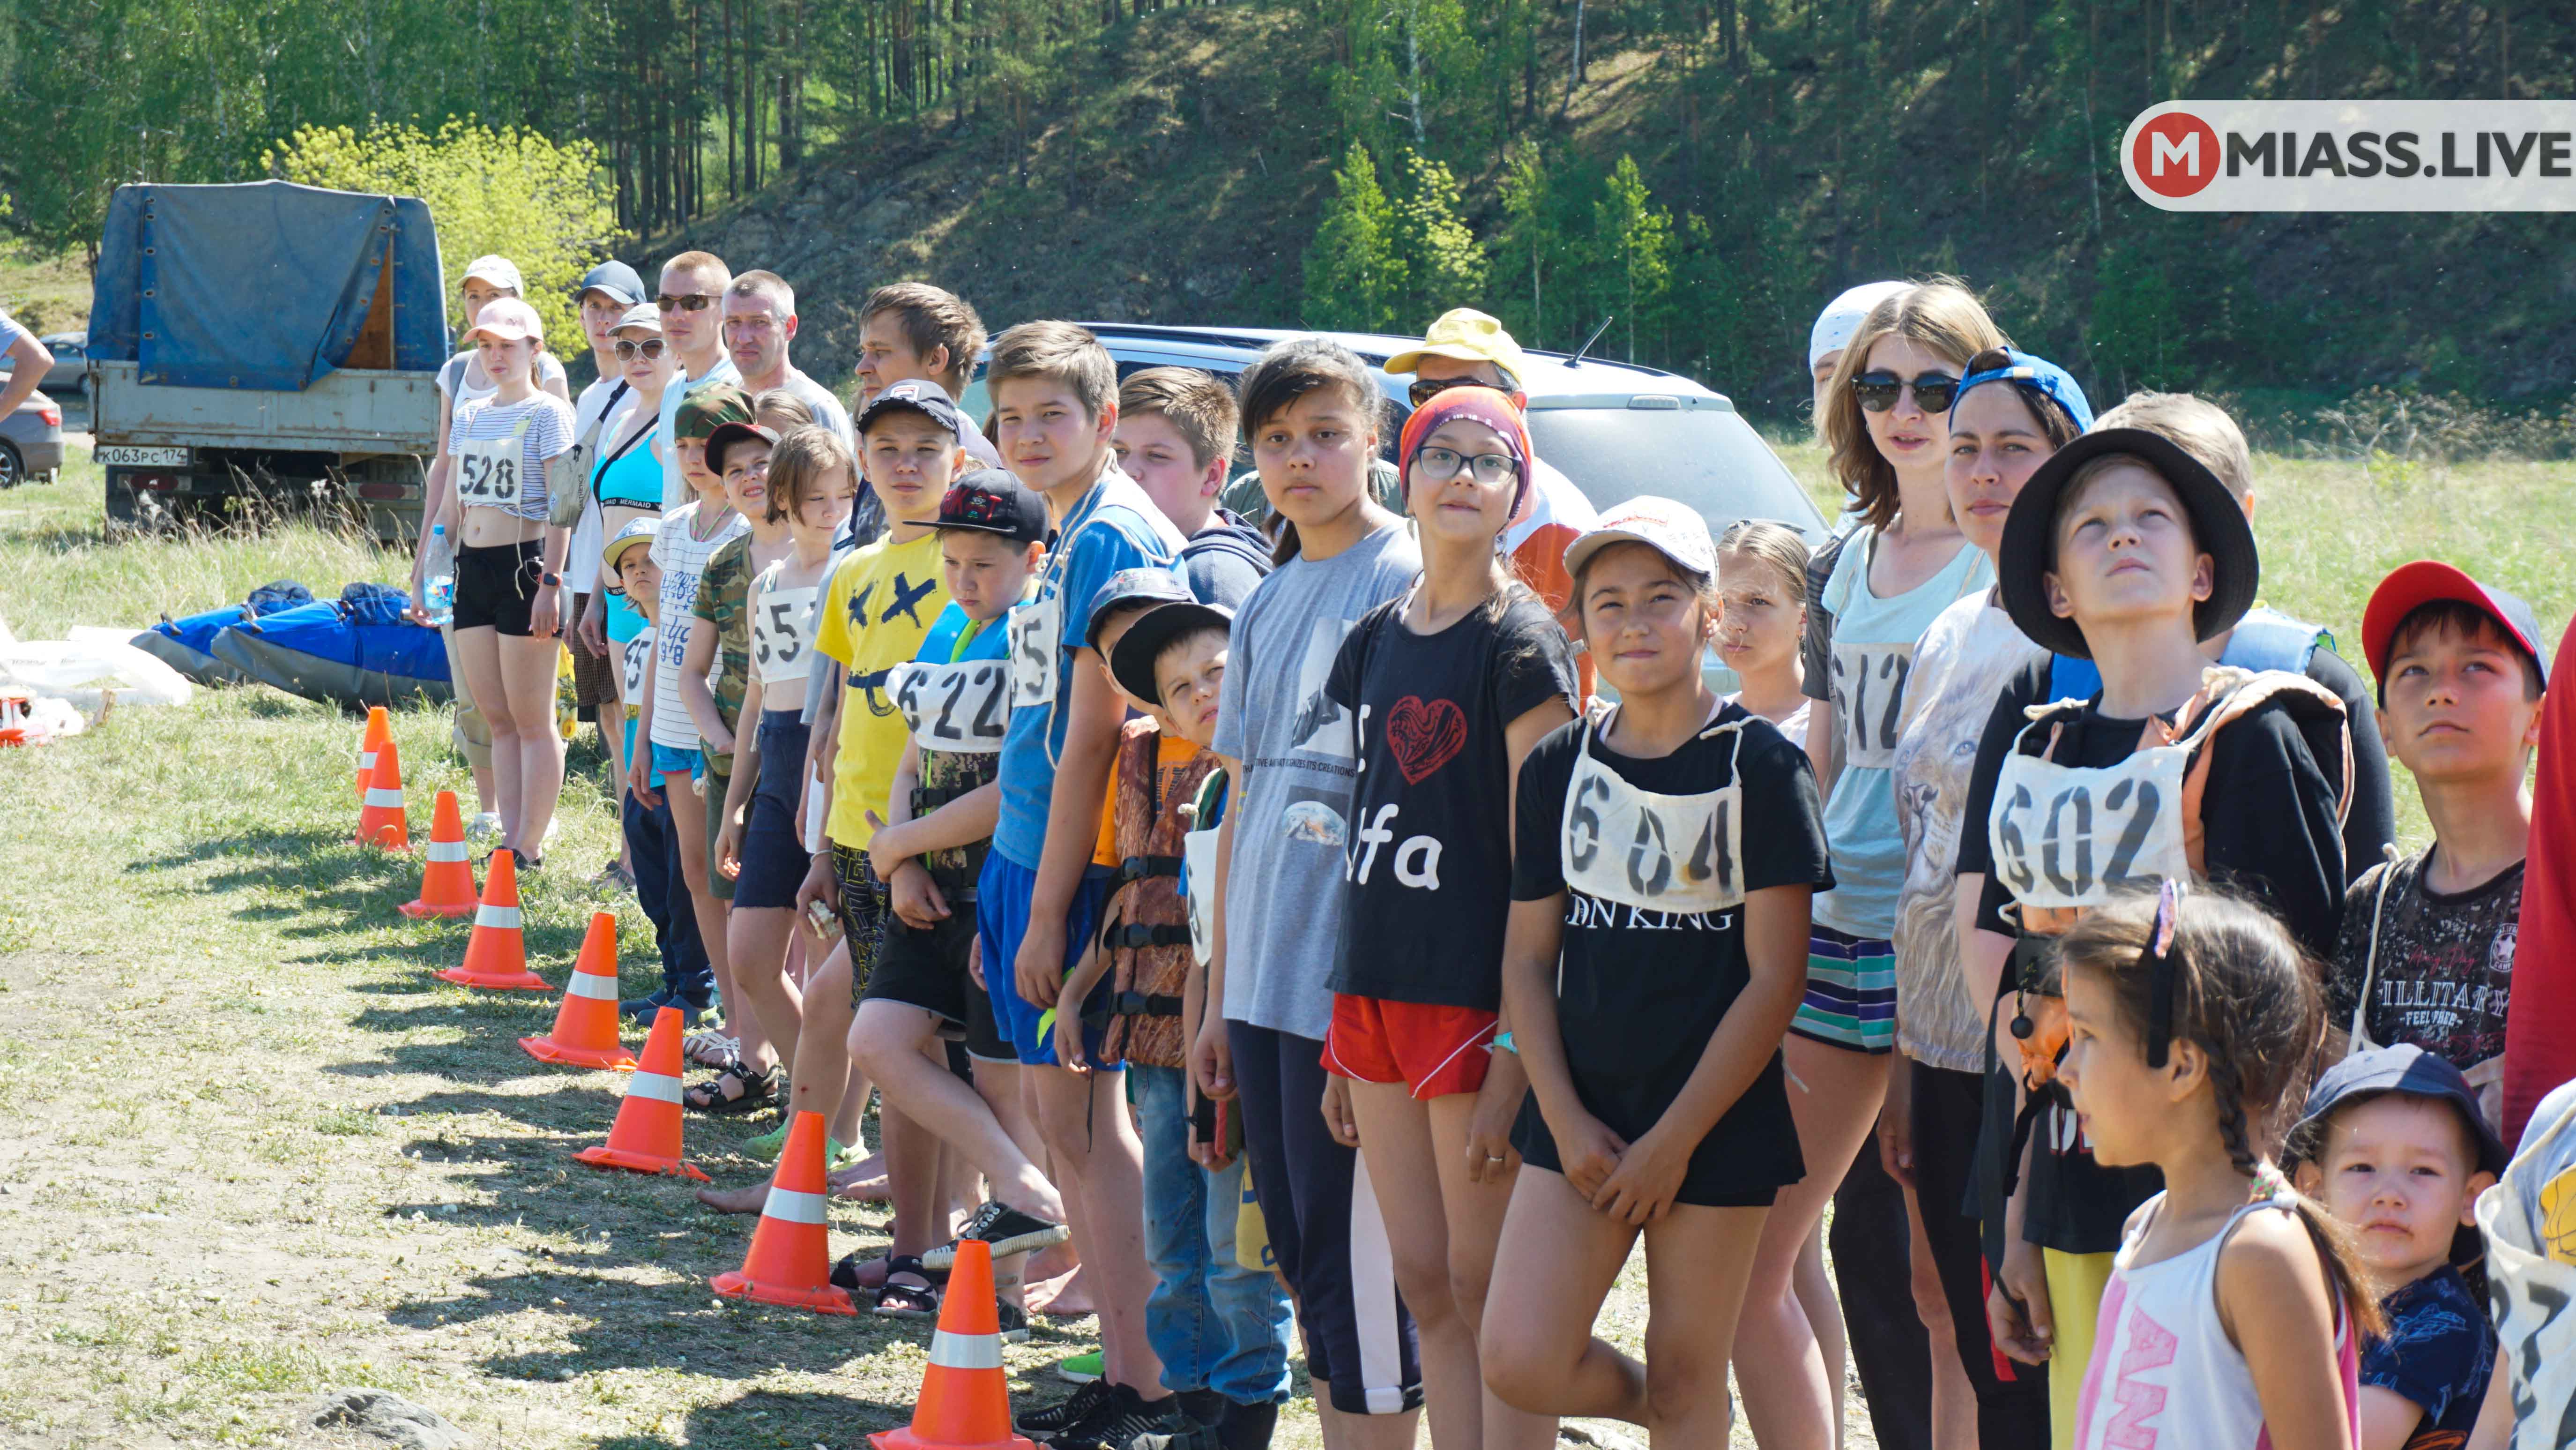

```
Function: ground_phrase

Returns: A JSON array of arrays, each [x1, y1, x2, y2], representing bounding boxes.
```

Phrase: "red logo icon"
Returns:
[[2131, 111, 2222, 198]]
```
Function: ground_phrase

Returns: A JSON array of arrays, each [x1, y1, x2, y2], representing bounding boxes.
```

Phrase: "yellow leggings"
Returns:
[[2045, 1248, 2117, 1446]]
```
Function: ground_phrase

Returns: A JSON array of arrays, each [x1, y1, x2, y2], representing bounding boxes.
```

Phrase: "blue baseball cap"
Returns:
[[2293, 1043, 2508, 1179], [576, 260, 647, 308], [1950, 348, 2094, 434], [1084, 568, 1195, 650]]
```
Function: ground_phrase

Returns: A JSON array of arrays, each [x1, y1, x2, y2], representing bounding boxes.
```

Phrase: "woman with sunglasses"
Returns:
[[593, 305, 683, 761], [1322, 384, 1580, 1450], [1734, 278, 2007, 1450]]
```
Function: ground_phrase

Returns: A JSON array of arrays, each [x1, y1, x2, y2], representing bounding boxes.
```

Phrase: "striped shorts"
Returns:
[[1790, 925, 1897, 1054]]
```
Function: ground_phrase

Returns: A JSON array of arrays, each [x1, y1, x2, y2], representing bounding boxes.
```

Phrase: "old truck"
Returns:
[[85, 180, 450, 538]]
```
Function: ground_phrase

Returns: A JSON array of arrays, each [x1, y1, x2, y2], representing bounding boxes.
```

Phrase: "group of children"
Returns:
[[397, 249, 2576, 1450]]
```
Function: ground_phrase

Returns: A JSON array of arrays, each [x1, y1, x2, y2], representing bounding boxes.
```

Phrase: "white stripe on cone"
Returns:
[[928, 1329, 1004, 1371], [365, 788, 405, 807], [625, 1072, 683, 1105], [474, 904, 523, 930], [426, 840, 469, 863], [357, 751, 377, 776], [762, 1186, 827, 1225], [565, 972, 619, 1000]]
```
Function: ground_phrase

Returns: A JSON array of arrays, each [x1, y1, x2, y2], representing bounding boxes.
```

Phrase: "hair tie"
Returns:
[[2143, 878, 2184, 1069], [2251, 1161, 2293, 1201]]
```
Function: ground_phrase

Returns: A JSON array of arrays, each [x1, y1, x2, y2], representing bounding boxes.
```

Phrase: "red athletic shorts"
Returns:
[[1322, 994, 1496, 1100]]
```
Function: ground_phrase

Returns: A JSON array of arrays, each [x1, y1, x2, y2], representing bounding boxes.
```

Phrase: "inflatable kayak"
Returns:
[[209, 583, 452, 711], [132, 580, 314, 685]]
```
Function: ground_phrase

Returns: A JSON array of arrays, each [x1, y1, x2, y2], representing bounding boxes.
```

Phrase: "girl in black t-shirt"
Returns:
[[1479, 498, 1831, 1444], [1321, 385, 1578, 1449]]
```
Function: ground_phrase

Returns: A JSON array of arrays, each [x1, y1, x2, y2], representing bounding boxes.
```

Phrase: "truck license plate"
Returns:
[[98, 446, 190, 467]]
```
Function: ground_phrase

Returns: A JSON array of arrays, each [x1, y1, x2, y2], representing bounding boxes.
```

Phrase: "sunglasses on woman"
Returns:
[[1851, 371, 1960, 413], [1407, 369, 1520, 408], [612, 338, 669, 361], [1412, 445, 1521, 486], [654, 292, 717, 313]]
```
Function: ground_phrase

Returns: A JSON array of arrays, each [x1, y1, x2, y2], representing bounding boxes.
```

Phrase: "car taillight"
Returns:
[[35, 404, 58, 426], [356, 480, 416, 501], [134, 473, 180, 492]]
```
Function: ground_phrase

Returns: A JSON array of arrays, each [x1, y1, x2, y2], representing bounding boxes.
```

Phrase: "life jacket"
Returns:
[[1990, 664, 2353, 1099], [1094, 718, 1220, 1069]]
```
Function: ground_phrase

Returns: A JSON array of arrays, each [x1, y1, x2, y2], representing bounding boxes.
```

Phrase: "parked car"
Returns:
[[958, 323, 1826, 695], [0, 389, 64, 486], [960, 323, 1826, 546], [0, 332, 88, 394]]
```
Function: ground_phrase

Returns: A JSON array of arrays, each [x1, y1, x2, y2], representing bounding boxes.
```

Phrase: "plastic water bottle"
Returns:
[[422, 523, 456, 627]]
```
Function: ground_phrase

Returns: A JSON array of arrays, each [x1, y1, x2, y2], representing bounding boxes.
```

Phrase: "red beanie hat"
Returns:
[[1397, 386, 1534, 519]]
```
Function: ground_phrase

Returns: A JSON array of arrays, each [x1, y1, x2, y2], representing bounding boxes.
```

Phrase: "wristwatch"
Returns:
[[539, 571, 561, 589]]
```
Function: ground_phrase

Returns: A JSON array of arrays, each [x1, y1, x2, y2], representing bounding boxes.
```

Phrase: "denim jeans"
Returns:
[[622, 787, 712, 1005], [1132, 1063, 1293, 1405]]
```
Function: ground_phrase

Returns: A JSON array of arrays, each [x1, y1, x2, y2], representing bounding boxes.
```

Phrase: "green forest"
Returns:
[[4, 0, 2572, 420]]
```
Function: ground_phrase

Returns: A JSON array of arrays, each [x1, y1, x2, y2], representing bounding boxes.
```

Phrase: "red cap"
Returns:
[[2361, 560, 2548, 690]]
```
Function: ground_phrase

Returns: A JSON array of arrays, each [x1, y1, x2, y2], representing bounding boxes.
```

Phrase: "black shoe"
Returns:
[[995, 1298, 1031, 1344], [919, 1200, 1072, 1271], [1013, 1379, 1114, 1437], [618, 987, 675, 1021], [1176, 1389, 1227, 1426], [1044, 1384, 1181, 1450]]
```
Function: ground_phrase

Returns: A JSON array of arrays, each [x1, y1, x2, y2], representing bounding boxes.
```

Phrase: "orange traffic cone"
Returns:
[[711, 1110, 857, 1315], [433, 850, 551, 990], [573, 1006, 709, 1181], [357, 739, 409, 850], [871, 1239, 1034, 1450], [519, 912, 639, 1071], [356, 706, 390, 798], [399, 790, 479, 919]]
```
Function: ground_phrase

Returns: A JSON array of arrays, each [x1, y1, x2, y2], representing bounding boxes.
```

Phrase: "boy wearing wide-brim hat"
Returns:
[[1965, 427, 2358, 1443]]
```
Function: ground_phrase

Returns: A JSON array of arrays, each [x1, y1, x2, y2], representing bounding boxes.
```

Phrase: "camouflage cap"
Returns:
[[672, 379, 755, 442]]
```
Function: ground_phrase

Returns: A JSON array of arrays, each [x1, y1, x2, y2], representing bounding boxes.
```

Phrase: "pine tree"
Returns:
[[1496, 141, 1554, 349], [1595, 155, 1674, 362], [1303, 141, 1406, 332]]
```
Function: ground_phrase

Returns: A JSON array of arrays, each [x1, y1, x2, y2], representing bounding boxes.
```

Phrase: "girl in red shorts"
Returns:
[[1321, 385, 1578, 1450]]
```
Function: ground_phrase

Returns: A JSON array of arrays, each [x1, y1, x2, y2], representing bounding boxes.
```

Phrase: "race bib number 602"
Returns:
[[1987, 745, 2191, 910]]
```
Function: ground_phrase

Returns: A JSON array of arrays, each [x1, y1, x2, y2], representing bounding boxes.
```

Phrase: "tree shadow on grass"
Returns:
[[587, 1388, 923, 1450]]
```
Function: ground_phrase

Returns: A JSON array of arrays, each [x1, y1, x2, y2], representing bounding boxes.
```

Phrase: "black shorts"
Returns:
[[568, 592, 617, 718], [829, 842, 891, 999], [731, 711, 812, 911], [1511, 1053, 1802, 1209], [453, 539, 544, 635], [864, 897, 1011, 1062]]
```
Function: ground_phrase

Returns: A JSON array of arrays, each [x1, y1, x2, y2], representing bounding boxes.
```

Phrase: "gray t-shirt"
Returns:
[[1213, 521, 1422, 1039], [762, 367, 855, 451]]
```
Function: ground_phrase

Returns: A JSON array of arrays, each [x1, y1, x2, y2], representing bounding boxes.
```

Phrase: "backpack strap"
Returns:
[[2346, 845, 2405, 1056], [2170, 666, 2353, 877]]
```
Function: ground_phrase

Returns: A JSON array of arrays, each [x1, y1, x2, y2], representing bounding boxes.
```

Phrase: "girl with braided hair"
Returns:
[[2051, 882, 2381, 1450]]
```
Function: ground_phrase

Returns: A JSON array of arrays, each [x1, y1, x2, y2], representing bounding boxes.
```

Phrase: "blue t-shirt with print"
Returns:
[[992, 471, 1184, 867]]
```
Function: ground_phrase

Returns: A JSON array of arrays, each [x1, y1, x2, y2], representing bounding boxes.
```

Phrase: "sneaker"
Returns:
[[919, 1201, 1072, 1271], [618, 988, 675, 1021], [1014, 1379, 1114, 1438], [1045, 1384, 1182, 1450], [737, 1122, 790, 1161], [995, 1298, 1030, 1344], [467, 811, 504, 844], [1052, 1351, 1104, 1385]]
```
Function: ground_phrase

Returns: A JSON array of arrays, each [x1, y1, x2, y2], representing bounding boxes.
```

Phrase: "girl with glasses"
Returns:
[[1321, 384, 1580, 1450]]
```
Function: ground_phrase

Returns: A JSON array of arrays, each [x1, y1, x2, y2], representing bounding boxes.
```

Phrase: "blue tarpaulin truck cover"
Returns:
[[87, 180, 447, 391]]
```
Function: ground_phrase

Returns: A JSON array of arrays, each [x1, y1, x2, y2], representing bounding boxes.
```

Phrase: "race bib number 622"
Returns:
[[892, 659, 1013, 754]]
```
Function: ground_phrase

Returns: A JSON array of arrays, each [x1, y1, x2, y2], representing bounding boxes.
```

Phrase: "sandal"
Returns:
[[683, 1060, 778, 1115], [682, 1029, 739, 1071], [591, 860, 635, 893], [872, 1256, 941, 1319]]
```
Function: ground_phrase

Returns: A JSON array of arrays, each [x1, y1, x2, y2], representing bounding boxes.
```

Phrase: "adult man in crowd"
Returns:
[[655, 250, 738, 510], [722, 270, 855, 448]]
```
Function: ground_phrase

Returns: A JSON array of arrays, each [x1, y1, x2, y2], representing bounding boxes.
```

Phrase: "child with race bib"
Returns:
[[1479, 499, 1829, 1448], [1321, 384, 1578, 1450], [1969, 427, 2353, 1444], [1190, 338, 1427, 1445], [704, 427, 857, 1117], [851, 469, 1071, 1330], [1764, 277, 2004, 1449], [2052, 884, 2376, 1450], [1884, 346, 2090, 1444], [431, 295, 579, 872], [602, 520, 713, 1020]]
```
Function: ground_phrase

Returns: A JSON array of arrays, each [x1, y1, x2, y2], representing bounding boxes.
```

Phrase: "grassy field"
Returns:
[[1, 439, 2567, 1449]]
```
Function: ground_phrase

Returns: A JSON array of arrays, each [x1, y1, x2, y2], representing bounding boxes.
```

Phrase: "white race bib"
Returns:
[[454, 416, 532, 512], [1006, 593, 1061, 709], [1828, 639, 1916, 772], [1987, 728, 2191, 911], [620, 631, 652, 703], [1561, 711, 1747, 914], [753, 584, 819, 686], [892, 658, 1013, 755], [1184, 824, 1222, 965]]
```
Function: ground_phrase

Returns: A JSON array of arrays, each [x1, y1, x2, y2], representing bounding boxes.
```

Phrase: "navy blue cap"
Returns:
[[1109, 600, 1234, 706], [2294, 1043, 2508, 1178], [858, 379, 965, 439], [1951, 348, 2094, 434], [935, 469, 1048, 544], [576, 260, 647, 308], [1084, 568, 1195, 650]]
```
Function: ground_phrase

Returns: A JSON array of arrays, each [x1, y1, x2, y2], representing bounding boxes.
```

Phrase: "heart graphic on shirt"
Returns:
[[1384, 695, 1467, 785]]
